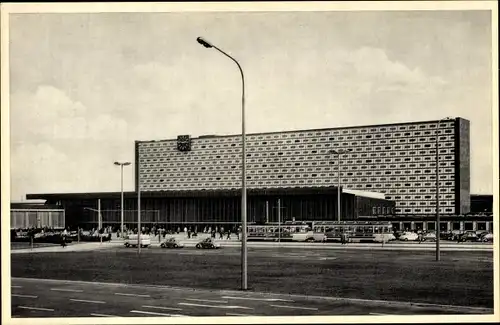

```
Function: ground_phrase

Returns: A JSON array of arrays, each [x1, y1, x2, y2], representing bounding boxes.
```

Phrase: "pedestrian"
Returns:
[[226, 229, 231, 240], [187, 227, 191, 239], [61, 228, 68, 248], [418, 232, 423, 244], [341, 232, 346, 245], [236, 227, 240, 241]]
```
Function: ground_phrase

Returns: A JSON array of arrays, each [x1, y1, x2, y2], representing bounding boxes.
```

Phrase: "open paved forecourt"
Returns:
[[10, 245, 493, 314]]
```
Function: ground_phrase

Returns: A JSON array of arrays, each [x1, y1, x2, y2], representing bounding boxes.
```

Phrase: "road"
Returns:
[[10, 245, 494, 315], [10, 277, 492, 318]]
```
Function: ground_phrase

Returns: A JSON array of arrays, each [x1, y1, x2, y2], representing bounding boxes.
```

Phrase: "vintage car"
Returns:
[[160, 237, 185, 249], [422, 232, 437, 242], [479, 232, 493, 242], [124, 234, 151, 248], [398, 232, 419, 241], [457, 231, 480, 242], [195, 238, 221, 249]]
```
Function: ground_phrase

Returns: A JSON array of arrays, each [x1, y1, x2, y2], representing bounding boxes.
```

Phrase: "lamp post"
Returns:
[[330, 149, 352, 222], [435, 117, 453, 261], [114, 161, 131, 239], [197, 36, 248, 290], [137, 169, 141, 255]]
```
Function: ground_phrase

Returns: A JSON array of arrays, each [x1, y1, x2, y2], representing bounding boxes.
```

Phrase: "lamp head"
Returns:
[[123, 162, 131, 166], [114, 162, 120, 166], [197, 37, 213, 48]]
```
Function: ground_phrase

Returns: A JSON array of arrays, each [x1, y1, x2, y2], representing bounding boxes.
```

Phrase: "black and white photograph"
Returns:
[[1, 1, 498, 324]]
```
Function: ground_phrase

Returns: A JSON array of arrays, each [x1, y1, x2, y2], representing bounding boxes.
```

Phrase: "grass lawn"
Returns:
[[10, 247, 493, 308]]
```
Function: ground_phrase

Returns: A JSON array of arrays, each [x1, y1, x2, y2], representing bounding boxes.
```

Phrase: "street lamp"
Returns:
[[114, 161, 131, 239], [435, 117, 453, 261], [197, 36, 248, 290], [330, 149, 352, 222]]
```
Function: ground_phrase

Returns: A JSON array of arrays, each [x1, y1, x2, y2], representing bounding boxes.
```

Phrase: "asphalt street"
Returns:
[[10, 277, 492, 318], [10, 244, 494, 317]]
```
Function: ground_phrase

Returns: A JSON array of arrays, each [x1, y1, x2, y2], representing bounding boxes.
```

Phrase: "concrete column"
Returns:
[[98, 199, 102, 230]]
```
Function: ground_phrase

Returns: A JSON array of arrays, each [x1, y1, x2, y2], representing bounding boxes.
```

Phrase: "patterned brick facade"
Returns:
[[136, 118, 470, 215]]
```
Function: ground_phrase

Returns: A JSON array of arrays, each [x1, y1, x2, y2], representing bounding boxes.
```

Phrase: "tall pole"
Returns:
[[278, 198, 281, 242], [240, 57, 247, 291], [435, 117, 452, 262], [331, 149, 350, 222], [435, 125, 440, 261], [98, 199, 101, 230], [197, 37, 247, 289], [138, 172, 141, 254], [115, 161, 131, 239], [120, 165, 124, 238], [337, 154, 341, 222]]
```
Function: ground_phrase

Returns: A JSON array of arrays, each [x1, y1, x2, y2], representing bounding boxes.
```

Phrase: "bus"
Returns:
[[311, 221, 395, 243], [247, 222, 312, 242]]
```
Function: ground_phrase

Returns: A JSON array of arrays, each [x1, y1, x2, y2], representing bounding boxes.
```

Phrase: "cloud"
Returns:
[[10, 141, 136, 200], [10, 85, 129, 143]]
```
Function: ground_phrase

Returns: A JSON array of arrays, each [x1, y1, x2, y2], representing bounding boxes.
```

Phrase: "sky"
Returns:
[[7, 8, 494, 200]]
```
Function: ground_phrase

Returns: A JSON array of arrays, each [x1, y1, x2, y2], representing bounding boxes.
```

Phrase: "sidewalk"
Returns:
[[11, 241, 123, 254], [11, 233, 493, 253]]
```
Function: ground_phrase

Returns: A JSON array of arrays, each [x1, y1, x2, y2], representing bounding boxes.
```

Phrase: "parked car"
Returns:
[[479, 232, 493, 242], [160, 237, 184, 249], [423, 232, 437, 242], [393, 230, 404, 240], [373, 233, 396, 243], [457, 231, 479, 242], [124, 234, 151, 248], [195, 238, 221, 249], [446, 230, 463, 241], [399, 232, 419, 241]]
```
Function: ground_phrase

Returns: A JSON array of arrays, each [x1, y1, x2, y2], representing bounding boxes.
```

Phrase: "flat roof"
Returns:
[[135, 117, 466, 144], [26, 186, 393, 201]]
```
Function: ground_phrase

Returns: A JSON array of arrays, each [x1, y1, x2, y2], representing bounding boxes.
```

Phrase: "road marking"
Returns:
[[18, 306, 54, 312], [319, 257, 337, 260], [185, 298, 228, 304], [50, 288, 83, 293], [226, 312, 253, 316], [270, 304, 318, 311], [70, 298, 106, 304], [11, 285, 23, 288], [222, 296, 294, 302], [179, 302, 253, 310], [142, 305, 183, 311], [131, 310, 185, 317], [90, 313, 117, 317], [13, 277, 494, 314], [12, 294, 38, 299], [115, 292, 150, 298]]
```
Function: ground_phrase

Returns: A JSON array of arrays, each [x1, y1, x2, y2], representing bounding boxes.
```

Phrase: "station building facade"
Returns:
[[21, 117, 484, 232]]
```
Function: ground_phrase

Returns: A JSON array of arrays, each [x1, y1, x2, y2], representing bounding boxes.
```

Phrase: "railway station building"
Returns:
[[18, 117, 492, 233]]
